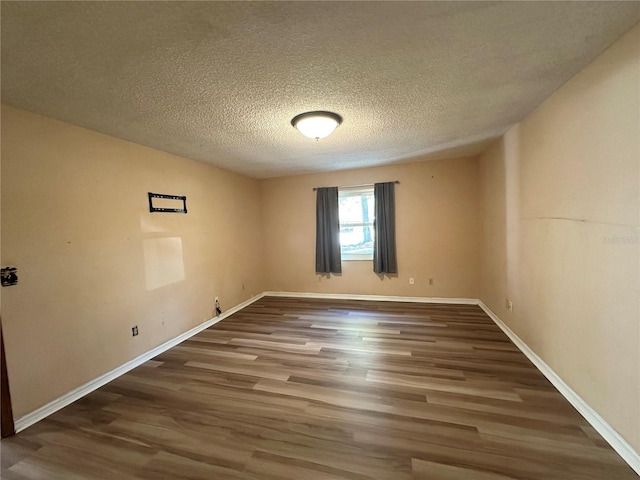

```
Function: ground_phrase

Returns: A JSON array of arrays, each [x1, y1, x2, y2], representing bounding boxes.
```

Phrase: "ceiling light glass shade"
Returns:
[[291, 111, 343, 139]]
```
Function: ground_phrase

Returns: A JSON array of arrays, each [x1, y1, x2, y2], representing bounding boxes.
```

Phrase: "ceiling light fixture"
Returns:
[[291, 111, 343, 140]]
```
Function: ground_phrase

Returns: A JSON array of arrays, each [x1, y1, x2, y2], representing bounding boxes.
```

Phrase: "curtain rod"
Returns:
[[313, 180, 399, 191]]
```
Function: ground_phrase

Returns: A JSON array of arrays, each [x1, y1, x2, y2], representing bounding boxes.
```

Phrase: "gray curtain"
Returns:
[[373, 182, 397, 274], [315, 187, 342, 274]]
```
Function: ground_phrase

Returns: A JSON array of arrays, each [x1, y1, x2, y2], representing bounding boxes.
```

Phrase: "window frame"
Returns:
[[338, 186, 375, 261]]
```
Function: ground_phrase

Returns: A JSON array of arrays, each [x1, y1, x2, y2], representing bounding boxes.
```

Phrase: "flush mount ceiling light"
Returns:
[[291, 111, 343, 140]]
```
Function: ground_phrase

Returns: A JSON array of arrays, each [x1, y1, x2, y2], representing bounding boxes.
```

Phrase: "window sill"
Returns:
[[342, 255, 373, 261]]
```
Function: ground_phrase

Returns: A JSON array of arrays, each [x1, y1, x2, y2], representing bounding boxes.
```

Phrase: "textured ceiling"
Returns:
[[2, 2, 639, 178]]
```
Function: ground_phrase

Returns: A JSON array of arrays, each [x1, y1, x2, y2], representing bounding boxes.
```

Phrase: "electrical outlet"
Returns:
[[409, 277, 415, 284], [215, 296, 219, 303], [429, 278, 434, 285], [131, 326, 138, 336], [506, 300, 513, 312], [215, 297, 222, 316]]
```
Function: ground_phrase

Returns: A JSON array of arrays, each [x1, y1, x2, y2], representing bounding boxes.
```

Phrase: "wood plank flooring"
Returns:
[[1, 297, 637, 479]]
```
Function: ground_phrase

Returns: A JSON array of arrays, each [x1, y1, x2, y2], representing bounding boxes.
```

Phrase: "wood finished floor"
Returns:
[[1, 297, 636, 479]]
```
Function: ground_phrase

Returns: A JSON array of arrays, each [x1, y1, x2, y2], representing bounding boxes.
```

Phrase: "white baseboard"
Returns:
[[13, 292, 266, 434], [263, 291, 478, 305], [13, 291, 639, 475], [478, 301, 640, 476]]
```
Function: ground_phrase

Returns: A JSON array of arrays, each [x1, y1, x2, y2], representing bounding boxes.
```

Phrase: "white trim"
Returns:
[[341, 254, 374, 261], [263, 291, 478, 305], [478, 301, 640, 476], [14, 292, 266, 434]]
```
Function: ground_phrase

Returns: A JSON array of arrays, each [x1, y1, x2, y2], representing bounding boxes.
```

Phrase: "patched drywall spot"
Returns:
[[142, 237, 185, 290]]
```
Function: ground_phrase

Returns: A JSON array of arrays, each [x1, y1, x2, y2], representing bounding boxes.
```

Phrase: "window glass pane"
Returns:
[[338, 187, 375, 259], [338, 191, 374, 225], [340, 226, 374, 255]]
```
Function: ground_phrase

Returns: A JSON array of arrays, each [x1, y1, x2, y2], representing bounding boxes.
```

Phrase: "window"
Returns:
[[338, 187, 374, 260]]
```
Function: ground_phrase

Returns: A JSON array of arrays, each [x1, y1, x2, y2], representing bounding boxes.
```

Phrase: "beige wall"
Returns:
[[261, 158, 481, 298], [480, 24, 639, 451], [1, 106, 265, 417]]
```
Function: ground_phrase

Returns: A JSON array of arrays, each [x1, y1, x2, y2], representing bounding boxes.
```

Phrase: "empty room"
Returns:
[[1, 2, 639, 479]]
